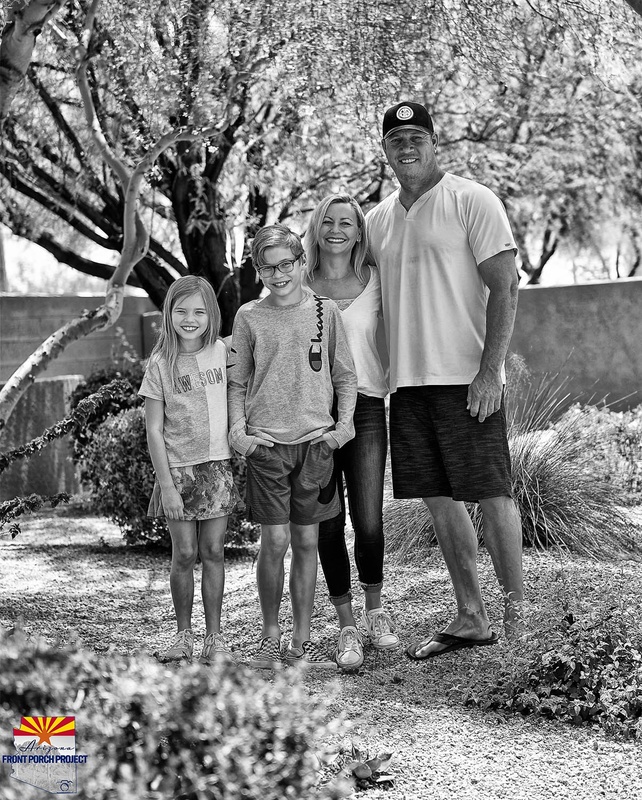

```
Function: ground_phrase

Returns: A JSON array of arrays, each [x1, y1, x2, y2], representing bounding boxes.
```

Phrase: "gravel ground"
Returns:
[[1, 512, 641, 799]]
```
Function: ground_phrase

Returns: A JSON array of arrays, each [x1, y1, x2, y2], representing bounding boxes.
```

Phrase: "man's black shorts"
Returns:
[[389, 385, 512, 502]]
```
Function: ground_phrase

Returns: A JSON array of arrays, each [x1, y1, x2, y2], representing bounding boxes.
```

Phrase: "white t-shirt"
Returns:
[[337, 267, 388, 398], [365, 172, 517, 392], [138, 339, 231, 467]]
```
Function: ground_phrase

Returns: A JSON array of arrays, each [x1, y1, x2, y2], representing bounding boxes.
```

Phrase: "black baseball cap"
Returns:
[[382, 102, 434, 139]]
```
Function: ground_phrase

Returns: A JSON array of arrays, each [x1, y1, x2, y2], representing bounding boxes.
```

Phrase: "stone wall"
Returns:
[[509, 278, 642, 411], [0, 376, 82, 501], [0, 294, 156, 382]]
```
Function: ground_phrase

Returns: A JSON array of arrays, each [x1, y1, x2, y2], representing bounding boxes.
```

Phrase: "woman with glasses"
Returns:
[[304, 193, 399, 670]]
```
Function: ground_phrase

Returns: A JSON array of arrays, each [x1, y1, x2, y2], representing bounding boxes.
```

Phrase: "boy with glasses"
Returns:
[[227, 223, 357, 669]]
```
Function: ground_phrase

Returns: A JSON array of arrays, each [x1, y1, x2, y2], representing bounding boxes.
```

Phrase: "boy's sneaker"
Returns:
[[199, 633, 236, 665], [248, 637, 281, 669], [285, 640, 337, 670], [157, 629, 194, 663], [335, 625, 364, 670], [361, 608, 399, 650]]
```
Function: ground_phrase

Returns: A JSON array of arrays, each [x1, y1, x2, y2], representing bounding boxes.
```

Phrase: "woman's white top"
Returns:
[[336, 267, 388, 398]]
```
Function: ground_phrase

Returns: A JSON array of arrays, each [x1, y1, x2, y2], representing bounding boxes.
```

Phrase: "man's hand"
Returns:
[[311, 432, 340, 450], [161, 486, 185, 521], [246, 438, 275, 456], [467, 372, 503, 423]]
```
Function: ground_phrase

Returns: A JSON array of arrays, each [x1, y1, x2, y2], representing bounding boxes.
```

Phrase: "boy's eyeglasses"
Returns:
[[255, 258, 299, 278]]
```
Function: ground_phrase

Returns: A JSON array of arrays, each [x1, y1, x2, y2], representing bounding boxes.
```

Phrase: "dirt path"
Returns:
[[1, 513, 641, 799]]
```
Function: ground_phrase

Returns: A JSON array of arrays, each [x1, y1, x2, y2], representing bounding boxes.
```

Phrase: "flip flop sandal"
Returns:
[[406, 630, 499, 660]]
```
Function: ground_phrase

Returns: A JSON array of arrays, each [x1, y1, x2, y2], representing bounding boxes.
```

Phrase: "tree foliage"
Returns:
[[1, 0, 641, 319]]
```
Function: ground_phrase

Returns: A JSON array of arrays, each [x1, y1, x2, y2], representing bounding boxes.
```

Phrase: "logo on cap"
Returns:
[[396, 106, 414, 121]]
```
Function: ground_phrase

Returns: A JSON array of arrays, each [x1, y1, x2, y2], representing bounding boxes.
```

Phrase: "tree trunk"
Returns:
[[0, 0, 67, 123], [0, 225, 7, 291]]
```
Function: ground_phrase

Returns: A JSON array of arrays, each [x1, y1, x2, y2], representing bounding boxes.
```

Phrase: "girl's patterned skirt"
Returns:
[[148, 459, 242, 521]]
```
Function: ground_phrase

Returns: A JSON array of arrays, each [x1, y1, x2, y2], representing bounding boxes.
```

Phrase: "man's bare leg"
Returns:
[[479, 495, 524, 637], [411, 496, 493, 658]]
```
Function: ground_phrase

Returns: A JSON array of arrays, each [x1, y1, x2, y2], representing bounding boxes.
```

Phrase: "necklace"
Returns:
[[319, 272, 351, 281]]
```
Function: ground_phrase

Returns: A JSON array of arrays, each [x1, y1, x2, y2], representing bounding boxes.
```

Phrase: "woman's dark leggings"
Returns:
[[317, 393, 387, 606]]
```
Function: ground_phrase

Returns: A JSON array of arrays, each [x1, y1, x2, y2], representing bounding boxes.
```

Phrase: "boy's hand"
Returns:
[[311, 433, 339, 450], [247, 438, 275, 457], [162, 486, 185, 520]]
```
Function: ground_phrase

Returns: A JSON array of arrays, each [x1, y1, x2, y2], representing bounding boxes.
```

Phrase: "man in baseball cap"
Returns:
[[366, 102, 524, 660]]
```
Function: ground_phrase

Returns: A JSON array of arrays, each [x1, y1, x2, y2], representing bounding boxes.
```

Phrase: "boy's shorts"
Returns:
[[245, 440, 340, 525], [389, 385, 512, 502]]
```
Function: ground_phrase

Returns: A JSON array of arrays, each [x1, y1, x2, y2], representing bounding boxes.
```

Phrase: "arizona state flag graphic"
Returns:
[[13, 717, 76, 750]]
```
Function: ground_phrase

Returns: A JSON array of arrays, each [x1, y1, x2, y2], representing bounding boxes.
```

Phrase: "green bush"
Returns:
[[554, 403, 642, 505], [68, 365, 144, 480], [79, 407, 259, 549], [0, 633, 347, 800], [80, 407, 165, 546], [462, 613, 642, 739]]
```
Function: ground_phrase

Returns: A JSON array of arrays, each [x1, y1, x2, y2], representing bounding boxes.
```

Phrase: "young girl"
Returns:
[[139, 275, 241, 664]]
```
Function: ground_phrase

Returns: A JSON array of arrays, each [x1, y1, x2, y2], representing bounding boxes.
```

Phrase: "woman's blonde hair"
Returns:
[[303, 194, 369, 284], [150, 275, 221, 385]]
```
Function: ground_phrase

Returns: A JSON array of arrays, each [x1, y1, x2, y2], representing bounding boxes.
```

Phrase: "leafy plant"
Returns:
[[462, 612, 642, 739], [553, 403, 642, 505], [0, 379, 134, 537], [79, 407, 165, 546], [0, 493, 71, 539], [335, 743, 395, 791], [0, 632, 347, 800], [67, 366, 145, 479]]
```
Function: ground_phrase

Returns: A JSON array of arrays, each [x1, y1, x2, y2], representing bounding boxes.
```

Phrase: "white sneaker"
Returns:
[[199, 633, 236, 665], [157, 629, 194, 662], [361, 608, 399, 650], [335, 625, 364, 670]]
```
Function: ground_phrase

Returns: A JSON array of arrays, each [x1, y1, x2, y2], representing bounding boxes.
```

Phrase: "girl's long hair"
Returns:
[[303, 194, 369, 284], [150, 276, 221, 385]]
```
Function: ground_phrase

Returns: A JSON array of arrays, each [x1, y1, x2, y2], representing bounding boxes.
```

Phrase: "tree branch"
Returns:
[[0, 0, 67, 123]]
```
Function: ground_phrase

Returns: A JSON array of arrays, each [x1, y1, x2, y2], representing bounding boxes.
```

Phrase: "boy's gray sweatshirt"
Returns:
[[227, 291, 357, 456]]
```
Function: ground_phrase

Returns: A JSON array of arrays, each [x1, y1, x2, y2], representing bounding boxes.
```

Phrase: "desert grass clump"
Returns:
[[385, 369, 641, 562]]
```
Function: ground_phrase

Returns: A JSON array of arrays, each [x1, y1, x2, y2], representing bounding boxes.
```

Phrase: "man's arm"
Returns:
[[468, 249, 519, 422]]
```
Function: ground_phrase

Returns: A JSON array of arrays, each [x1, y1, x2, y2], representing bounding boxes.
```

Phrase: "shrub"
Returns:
[[0, 633, 347, 799], [79, 407, 259, 549], [68, 364, 144, 479], [553, 403, 642, 505], [461, 612, 642, 740], [80, 407, 165, 546]]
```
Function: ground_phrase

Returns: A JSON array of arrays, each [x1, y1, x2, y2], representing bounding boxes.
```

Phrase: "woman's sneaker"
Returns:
[[157, 629, 194, 663], [199, 633, 236, 665], [335, 625, 364, 670], [361, 608, 399, 650], [248, 637, 281, 669], [285, 640, 337, 670]]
